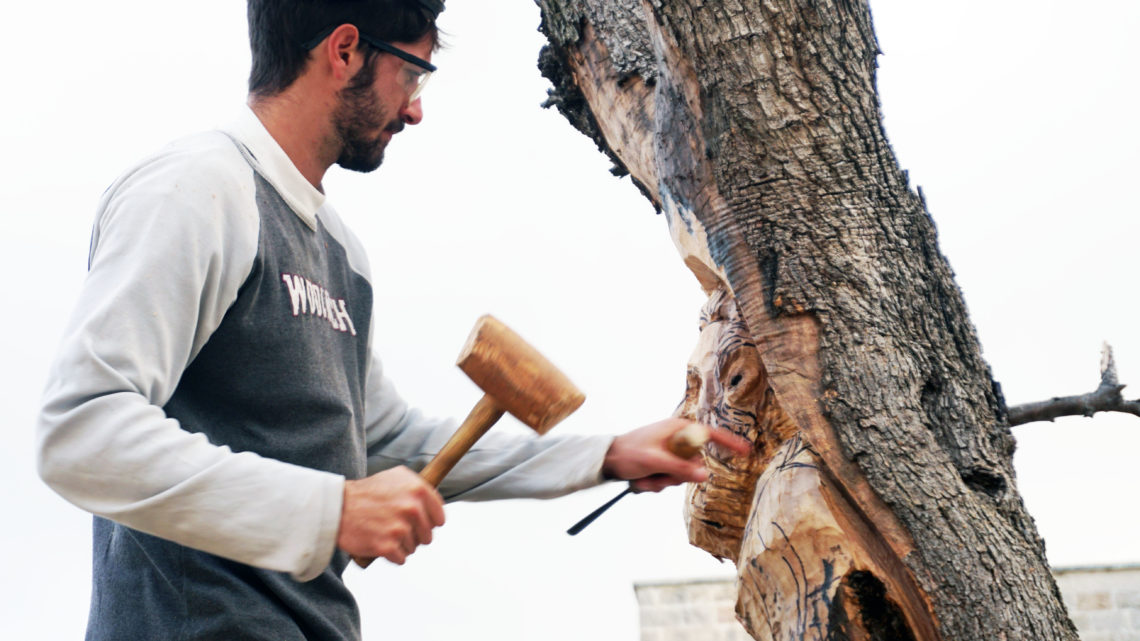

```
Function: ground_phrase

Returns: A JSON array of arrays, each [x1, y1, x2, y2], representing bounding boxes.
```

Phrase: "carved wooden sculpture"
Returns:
[[534, 0, 1078, 639], [679, 287, 936, 639]]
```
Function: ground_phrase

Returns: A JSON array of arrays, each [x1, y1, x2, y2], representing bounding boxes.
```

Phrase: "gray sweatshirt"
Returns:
[[36, 108, 612, 640]]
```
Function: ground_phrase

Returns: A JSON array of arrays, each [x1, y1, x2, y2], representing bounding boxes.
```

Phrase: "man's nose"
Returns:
[[401, 98, 423, 125]]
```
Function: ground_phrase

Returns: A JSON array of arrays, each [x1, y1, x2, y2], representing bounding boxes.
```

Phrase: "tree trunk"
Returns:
[[534, 1, 1078, 639]]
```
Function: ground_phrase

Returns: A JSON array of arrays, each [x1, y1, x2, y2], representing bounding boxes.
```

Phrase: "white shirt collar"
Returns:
[[222, 106, 326, 230]]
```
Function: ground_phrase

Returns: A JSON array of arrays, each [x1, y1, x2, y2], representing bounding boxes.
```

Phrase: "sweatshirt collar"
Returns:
[[223, 106, 326, 230]]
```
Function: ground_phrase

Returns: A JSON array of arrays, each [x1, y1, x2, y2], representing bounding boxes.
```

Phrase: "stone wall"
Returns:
[[635, 577, 753, 641], [635, 565, 1140, 641], [1055, 565, 1140, 641]]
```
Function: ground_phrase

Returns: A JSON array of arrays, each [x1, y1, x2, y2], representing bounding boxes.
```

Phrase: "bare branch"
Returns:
[[1007, 343, 1140, 426]]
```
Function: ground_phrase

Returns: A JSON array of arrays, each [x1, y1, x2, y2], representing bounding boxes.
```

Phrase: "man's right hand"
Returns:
[[337, 466, 446, 566]]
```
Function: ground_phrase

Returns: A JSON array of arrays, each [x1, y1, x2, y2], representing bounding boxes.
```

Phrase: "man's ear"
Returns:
[[318, 24, 364, 83]]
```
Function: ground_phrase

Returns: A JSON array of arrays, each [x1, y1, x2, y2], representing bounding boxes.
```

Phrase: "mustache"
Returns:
[[385, 120, 405, 135]]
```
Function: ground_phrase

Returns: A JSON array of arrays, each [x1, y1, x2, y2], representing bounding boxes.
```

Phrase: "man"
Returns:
[[36, 1, 747, 639]]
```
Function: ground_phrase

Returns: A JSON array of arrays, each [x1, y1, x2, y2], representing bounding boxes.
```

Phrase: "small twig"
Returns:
[[1007, 343, 1140, 426]]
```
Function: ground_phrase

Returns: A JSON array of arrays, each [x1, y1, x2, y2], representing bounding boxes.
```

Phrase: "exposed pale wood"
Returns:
[[535, 1, 1079, 639], [680, 289, 935, 640], [559, 21, 660, 205], [680, 288, 800, 562], [736, 436, 932, 641]]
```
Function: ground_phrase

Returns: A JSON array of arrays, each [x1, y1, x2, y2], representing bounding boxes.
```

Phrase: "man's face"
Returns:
[[332, 34, 432, 173]]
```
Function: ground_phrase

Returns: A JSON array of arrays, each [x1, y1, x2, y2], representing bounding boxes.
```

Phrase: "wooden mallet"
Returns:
[[355, 314, 585, 566], [418, 314, 586, 486]]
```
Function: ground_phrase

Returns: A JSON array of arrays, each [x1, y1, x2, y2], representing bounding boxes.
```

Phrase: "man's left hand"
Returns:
[[602, 418, 751, 492]]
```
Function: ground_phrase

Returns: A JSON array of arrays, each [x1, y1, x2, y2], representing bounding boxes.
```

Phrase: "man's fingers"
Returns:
[[400, 530, 418, 561], [403, 485, 445, 548], [379, 525, 418, 565], [603, 418, 752, 487], [646, 451, 709, 485], [385, 546, 408, 566], [409, 507, 433, 547], [427, 490, 446, 528], [340, 467, 449, 569], [631, 474, 687, 493], [706, 426, 752, 455], [413, 487, 445, 545], [639, 422, 748, 488]]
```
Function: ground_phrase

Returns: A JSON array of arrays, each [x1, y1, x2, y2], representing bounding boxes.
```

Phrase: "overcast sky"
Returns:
[[2, 1, 1137, 639]]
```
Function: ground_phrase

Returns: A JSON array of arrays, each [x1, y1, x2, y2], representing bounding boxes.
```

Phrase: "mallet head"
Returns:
[[456, 314, 585, 434]]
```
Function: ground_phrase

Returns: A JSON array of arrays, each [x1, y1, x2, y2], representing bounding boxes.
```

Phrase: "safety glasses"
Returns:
[[303, 27, 437, 102], [358, 33, 435, 102]]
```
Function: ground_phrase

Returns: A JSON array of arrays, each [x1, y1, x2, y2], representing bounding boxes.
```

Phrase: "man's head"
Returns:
[[247, 1, 443, 174], [328, 30, 423, 173], [247, 0, 442, 99]]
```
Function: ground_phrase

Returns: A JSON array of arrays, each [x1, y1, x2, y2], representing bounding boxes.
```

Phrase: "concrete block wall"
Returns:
[[635, 578, 753, 641], [1055, 565, 1140, 641], [636, 565, 1140, 641]]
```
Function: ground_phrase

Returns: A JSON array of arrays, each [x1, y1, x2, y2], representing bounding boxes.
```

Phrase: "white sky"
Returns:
[[1, 1, 1137, 639]]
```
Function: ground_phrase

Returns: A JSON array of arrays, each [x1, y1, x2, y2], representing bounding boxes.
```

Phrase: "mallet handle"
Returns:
[[421, 393, 506, 487], [352, 394, 506, 569]]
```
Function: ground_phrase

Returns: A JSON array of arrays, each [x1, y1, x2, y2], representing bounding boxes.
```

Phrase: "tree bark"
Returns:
[[534, 1, 1078, 639]]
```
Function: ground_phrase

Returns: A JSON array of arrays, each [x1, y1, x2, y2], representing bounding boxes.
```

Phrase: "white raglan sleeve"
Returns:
[[36, 139, 343, 582], [362, 351, 614, 501]]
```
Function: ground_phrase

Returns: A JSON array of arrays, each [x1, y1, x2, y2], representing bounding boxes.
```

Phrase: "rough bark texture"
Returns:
[[534, 1, 1079, 639]]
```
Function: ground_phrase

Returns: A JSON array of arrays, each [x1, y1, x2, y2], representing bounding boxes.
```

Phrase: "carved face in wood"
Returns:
[[677, 287, 765, 446], [677, 287, 799, 560], [679, 287, 929, 640]]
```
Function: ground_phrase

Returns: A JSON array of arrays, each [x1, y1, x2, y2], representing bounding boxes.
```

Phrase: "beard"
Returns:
[[332, 63, 404, 173]]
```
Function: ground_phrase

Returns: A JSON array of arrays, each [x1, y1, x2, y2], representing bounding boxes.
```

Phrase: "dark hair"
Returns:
[[248, 0, 441, 98]]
